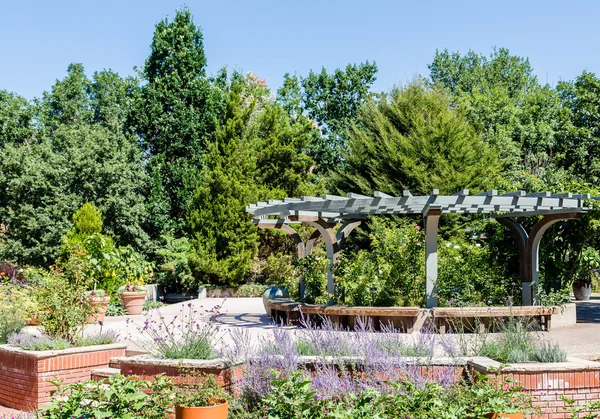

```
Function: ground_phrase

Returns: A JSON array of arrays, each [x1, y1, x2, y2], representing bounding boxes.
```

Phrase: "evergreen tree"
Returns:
[[334, 81, 500, 196], [134, 8, 225, 238], [187, 74, 262, 286], [0, 90, 35, 147]]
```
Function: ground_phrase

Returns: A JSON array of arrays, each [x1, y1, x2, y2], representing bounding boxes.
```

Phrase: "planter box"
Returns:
[[109, 355, 244, 392], [470, 357, 600, 419], [0, 343, 127, 411]]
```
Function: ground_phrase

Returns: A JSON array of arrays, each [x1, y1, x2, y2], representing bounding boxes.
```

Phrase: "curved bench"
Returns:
[[432, 306, 558, 333], [266, 299, 421, 332]]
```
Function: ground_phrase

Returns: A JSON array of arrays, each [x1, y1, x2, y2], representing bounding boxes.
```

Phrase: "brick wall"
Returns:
[[109, 356, 244, 393], [470, 358, 600, 419], [0, 344, 126, 411]]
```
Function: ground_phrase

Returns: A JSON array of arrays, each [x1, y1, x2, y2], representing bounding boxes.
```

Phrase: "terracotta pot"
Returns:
[[119, 291, 147, 315], [175, 399, 228, 419], [27, 315, 40, 326], [87, 296, 111, 323], [484, 413, 523, 419]]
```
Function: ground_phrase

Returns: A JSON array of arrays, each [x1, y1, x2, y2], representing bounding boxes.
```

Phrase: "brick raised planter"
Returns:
[[470, 357, 600, 419], [109, 355, 244, 392], [0, 343, 127, 411]]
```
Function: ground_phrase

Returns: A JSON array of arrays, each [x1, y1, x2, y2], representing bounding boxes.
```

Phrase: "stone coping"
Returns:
[[0, 343, 127, 359], [469, 356, 600, 373], [110, 354, 242, 369]]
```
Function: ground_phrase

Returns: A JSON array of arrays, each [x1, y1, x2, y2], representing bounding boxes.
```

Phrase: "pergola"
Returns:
[[246, 190, 593, 307]]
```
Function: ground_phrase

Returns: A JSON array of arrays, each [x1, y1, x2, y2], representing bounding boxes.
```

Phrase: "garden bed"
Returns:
[[109, 355, 244, 391], [0, 343, 126, 410], [470, 357, 600, 419]]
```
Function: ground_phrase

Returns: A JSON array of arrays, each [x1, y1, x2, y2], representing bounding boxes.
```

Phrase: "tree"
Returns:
[[0, 90, 35, 147], [429, 48, 563, 190], [278, 62, 378, 174], [556, 71, 600, 184], [134, 8, 225, 238], [187, 74, 262, 286], [0, 64, 150, 265], [333, 81, 500, 196]]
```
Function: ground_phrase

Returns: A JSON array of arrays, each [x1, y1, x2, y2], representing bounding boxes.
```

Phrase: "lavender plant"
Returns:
[[8, 332, 71, 351], [127, 302, 221, 359]]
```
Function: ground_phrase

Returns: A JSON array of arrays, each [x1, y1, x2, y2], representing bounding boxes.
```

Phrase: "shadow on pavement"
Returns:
[[215, 313, 276, 328], [576, 296, 600, 323]]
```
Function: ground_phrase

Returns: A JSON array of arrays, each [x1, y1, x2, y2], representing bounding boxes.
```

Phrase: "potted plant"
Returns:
[[572, 246, 600, 301], [119, 284, 147, 315], [85, 289, 111, 323], [174, 373, 230, 419]]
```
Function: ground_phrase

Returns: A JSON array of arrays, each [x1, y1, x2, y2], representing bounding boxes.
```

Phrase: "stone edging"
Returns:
[[0, 343, 128, 359]]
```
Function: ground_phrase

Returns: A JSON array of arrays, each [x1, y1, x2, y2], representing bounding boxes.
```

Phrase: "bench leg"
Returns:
[[545, 315, 551, 331]]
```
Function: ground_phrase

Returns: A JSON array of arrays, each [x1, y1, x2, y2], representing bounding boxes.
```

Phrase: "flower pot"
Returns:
[[87, 296, 111, 323], [175, 399, 229, 419], [572, 279, 592, 301], [484, 414, 523, 419], [27, 314, 40, 326], [119, 291, 147, 315], [262, 286, 290, 316]]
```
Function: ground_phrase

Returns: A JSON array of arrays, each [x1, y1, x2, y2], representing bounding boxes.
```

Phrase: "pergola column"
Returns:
[[497, 213, 582, 305], [424, 206, 442, 308]]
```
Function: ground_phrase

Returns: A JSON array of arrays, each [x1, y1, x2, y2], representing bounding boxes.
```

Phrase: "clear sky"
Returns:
[[1, 0, 599, 100]]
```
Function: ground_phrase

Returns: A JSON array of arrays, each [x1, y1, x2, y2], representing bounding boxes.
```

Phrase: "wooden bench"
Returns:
[[432, 306, 558, 333], [268, 299, 302, 325], [266, 299, 421, 332]]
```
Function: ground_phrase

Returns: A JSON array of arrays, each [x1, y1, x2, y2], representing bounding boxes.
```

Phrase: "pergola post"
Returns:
[[424, 206, 442, 308], [497, 213, 582, 305], [305, 219, 339, 295]]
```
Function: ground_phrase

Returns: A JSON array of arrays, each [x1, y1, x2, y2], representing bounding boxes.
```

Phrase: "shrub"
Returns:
[[39, 374, 173, 419], [106, 300, 127, 316], [263, 253, 296, 297], [478, 317, 567, 363], [297, 253, 330, 304], [143, 300, 165, 311], [75, 329, 119, 347], [0, 281, 37, 343], [8, 332, 71, 351], [127, 302, 220, 360], [237, 284, 265, 297], [336, 218, 425, 307], [72, 202, 103, 235], [174, 373, 230, 407], [155, 233, 194, 293], [34, 267, 93, 343]]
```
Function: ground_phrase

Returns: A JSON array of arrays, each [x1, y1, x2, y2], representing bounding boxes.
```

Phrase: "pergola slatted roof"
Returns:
[[247, 190, 593, 221], [247, 190, 596, 308]]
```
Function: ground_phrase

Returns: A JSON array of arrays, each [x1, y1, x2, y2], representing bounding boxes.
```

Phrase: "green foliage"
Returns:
[[236, 284, 266, 297], [34, 267, 93, 343], [106, 300, 127, 316], [429, 48, 564, 190], [175, 373, 230, 407], [188, 74, 263, 287], [143, 300, 165, 311], [0, 64, 149, 265], [297, 253, 330, 304], [278, 62, 378, 173], [561, 395, 600, 419], [0, 90, 34, 147], [437, 237, 519, 307], [39, 374, 174, 419], [478, 318, 567, 363], [337, 218, 425, 307], [155, 233, 194, 292], [0, 282, 35, 343], [134, 8, 225, 237], [72, 202, 103, 235], [263, 253, 296, 297], [334, 81, 500, 196]]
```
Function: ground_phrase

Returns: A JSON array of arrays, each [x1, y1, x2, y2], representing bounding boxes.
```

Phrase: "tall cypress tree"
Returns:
[[134, 8, 225, 238], [187, 74, 262, 286]]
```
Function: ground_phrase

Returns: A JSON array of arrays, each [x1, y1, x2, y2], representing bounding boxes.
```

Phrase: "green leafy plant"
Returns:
[[106, 300, 127, 316], [175, 373, 230, 407], [0, 281, 37, 343], [143, 300, 165, 311], [237, 284, 265, 297], [561, 396, 600, 418], [33, 266, 93, 343], [39, 373, 174, 419]]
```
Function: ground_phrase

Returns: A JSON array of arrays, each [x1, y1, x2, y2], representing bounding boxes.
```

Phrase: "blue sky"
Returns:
[[1, 0, 599, 99]]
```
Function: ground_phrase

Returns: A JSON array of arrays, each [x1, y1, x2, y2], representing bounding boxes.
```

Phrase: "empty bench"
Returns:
[[266, 299, 421, 332], [432, 306, 558, 333]]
